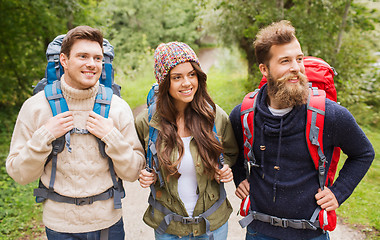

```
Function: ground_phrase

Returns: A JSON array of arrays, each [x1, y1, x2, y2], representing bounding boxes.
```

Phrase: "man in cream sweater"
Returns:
[[6, 26, 145, 239]]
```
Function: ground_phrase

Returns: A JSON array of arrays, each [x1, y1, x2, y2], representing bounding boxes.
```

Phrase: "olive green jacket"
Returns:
[[135, 105, 238, 237]]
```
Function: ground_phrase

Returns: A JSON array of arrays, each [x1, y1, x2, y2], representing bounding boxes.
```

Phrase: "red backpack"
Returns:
[[239, 57, 340, 231]]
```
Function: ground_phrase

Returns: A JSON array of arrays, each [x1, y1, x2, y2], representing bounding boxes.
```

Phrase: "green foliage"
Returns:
[[203, 0, 380, 127], [0, 0, 99, 107], [120, 56, 155, 110], [344, 68, 380, 127], [0, 107, 19, 142], [0, 171, 43, 239], [95, 0, 202, 84], [0, 107, 44, 239]]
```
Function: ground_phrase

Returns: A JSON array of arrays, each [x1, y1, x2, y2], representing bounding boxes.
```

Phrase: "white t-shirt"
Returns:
[[268, 106, 293, 116], [177, 137, 199, 217]]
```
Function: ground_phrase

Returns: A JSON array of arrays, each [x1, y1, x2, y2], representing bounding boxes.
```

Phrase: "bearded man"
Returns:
[[229, 20, 374, 240]]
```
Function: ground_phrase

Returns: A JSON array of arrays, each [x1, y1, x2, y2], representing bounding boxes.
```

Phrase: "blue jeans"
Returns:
[[45, 218, 124, 240], [154, 222, 228, 240], [246, 227, 330, 240]]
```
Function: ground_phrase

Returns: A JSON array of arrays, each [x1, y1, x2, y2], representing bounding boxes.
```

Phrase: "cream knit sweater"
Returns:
[[6, 76, 145, 233]]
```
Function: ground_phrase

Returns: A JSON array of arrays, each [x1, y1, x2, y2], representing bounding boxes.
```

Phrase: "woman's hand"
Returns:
[[214, 164, 233, 183], [139, 169, 157, 188]]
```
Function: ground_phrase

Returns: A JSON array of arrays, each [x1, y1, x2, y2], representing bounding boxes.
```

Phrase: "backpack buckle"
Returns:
[[248, 161, 260, 168], [181, 216, 201, 224], [303, 220, 318, 230], [270, 216, 282, 227], [270, 216, 289, 228], [74, 196, 94, 206]]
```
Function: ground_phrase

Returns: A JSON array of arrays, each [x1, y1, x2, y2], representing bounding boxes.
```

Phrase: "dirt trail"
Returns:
[[121, 48, 366, 239]]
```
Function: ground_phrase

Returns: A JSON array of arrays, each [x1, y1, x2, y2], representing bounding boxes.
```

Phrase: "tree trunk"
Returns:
[[333, 0, 352, 64], [277, 0, 284, 19], [67, 13, 74, 30], [239, 37, 258, 83]]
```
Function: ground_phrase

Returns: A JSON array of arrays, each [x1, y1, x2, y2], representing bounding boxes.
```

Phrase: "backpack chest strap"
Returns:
[[239, 209, 320, 230], [33, 180, 121, 206]]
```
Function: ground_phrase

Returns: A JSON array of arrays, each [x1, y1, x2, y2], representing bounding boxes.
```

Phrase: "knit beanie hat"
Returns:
[[154, 42, 200, 84]]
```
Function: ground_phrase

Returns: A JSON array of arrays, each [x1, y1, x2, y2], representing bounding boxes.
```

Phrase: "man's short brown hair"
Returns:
[[60, 25, 103, 58], [254, 20, 296, 65]]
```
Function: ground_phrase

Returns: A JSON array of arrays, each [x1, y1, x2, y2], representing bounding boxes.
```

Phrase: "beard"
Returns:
[[267, 71, 309, 108]]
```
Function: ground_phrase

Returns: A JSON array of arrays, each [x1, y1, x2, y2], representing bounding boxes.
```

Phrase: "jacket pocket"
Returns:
[[204, 182, 220, 210]]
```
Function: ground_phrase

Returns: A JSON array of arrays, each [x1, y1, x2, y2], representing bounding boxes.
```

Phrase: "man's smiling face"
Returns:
[[60, 39, 103, 90]]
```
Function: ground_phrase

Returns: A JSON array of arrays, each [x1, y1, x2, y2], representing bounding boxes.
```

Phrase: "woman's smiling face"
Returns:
[[168, 62, 198, 111]]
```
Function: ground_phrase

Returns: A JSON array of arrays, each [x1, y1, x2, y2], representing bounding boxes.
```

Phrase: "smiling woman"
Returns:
[[135, 41, 238, 240]]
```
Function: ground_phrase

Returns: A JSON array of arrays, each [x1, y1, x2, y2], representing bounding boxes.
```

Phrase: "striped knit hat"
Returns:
[[154, 42, 200, 84]]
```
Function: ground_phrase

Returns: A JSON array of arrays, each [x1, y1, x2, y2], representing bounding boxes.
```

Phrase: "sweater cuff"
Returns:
[[34, 125, 56, 146], [329, 186, 345, 206], [101, 127, 122, 145]]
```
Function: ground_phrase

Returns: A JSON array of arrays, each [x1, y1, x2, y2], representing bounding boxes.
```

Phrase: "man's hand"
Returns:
[[315, 187, 339, 211], [86, 111, 114, 139], [44, 111, 74, 138], [139, 169, 157, 188], [235, 179, 250, 199], [214, 164, 233, 183]]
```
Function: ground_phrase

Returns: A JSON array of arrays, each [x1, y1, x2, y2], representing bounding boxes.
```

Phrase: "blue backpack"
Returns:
[[32, 35, 124, 209], [144, 83, 225, 240]]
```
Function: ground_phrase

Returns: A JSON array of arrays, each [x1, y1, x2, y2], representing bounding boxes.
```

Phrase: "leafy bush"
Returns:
[[0, 107, 44, 239], [0, 166, 43, 239]]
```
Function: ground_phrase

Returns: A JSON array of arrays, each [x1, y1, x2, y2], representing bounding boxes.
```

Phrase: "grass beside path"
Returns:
[[335, 126, 380, 239], [205, 48, 247, 114]]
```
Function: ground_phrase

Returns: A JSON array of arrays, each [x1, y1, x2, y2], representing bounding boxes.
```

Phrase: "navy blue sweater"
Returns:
[[229, 85, 374, 240]]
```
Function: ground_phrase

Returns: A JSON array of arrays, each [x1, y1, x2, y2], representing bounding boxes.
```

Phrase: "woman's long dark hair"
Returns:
[[156, 61, 223, 180]]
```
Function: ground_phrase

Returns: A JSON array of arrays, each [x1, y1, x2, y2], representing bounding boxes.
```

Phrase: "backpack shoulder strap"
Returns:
[[94, 84, 113, 118], [35, 80, 68, 203], [93, 84, 113, 158], [213, 124, 225, 167], [240, 89, 260, 178], [306, 87, 327, 189], [145, 83, 165, 188], [43, 80, 70, 152], [93, 84, 125, 209], [147, 101, 165, 188], [44, 80, 69, 116]]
